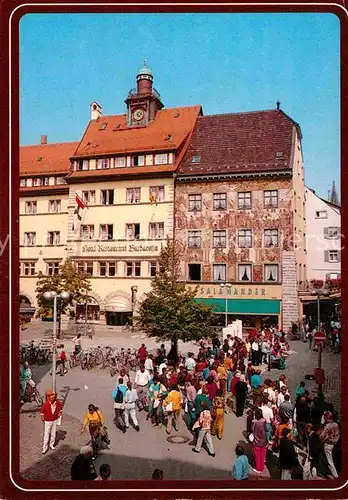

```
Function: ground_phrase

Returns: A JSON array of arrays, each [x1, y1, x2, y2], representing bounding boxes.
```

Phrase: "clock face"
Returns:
[[133, 108, 145, 121]]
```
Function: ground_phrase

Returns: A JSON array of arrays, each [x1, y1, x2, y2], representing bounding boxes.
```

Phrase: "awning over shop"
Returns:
[[197, 298, 281, 315], [105, 296, 132, 313]]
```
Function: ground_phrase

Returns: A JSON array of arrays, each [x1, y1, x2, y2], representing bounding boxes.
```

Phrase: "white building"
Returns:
[[305, 186, 341, 281]]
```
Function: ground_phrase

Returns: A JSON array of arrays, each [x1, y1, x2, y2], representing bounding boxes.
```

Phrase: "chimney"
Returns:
[[90, 101, 102, 121], [41, 134, 47, 145]]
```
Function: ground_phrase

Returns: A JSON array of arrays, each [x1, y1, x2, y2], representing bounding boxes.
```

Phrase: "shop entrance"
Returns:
[[106, 311, 132, 326]]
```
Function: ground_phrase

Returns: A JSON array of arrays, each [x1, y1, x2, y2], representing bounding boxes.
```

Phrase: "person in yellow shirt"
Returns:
[[217, 360, 228, 396], [163, 384, 182, 434], [81, 404, 105, 459], [224, 353, 234, 393]]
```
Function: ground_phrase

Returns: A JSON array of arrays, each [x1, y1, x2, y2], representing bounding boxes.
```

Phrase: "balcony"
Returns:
[[127, 88, 161, 100]]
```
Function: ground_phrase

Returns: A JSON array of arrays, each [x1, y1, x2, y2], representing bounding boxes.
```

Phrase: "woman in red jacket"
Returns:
[[40, 389, 63, 455]]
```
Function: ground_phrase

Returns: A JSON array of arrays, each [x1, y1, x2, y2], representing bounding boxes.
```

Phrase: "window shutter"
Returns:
[[338, 250, 341, 263], [324, 250, 329, 262], [323, 227, 329, 239]]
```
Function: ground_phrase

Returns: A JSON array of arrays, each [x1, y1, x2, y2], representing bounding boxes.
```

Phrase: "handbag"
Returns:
[[154, 399, 160, 409], [249, 433, 254, 443], [166, 402, 173, 412]]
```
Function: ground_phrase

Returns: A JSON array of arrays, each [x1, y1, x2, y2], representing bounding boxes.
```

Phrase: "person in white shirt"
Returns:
[[159, 359, 168, 375], [144, 354, 154, 375], [251, 339, 260, 366], [134, 364, 151, 411], [185, 353, 196, 373], [260, 395, 274, 442], [124, 381, 140, 431], [277, 386, 291, 407]]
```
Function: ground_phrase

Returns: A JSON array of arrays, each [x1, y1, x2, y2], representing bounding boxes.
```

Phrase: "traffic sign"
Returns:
[[314, 331, 326, 344]]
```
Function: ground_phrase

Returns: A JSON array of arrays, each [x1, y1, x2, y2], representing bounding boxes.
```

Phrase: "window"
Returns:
[[188, 194, 202, 211], [213, 193, 227, 211], [81, 225, 95, 240], [325, 250, 339, 263], [213, 230, 227, 248], [20, 179, 26, 187], [78, 159, 89, 171], [33, 178, 41, 187], [213, 264, 226, 281], [264, 190, 278, 208], [48, 200, 61, 213], [149, 222, 164, 239], [76, 261, 93, 276], [191, 156, 201, 163], [188, 263, 201, 281], [238, 229, 252, 248], [324, 227, 339, 239], [149, 186, 165, 202], [238, 264, 252, 282], [264, 229, 279, 247], [133, 155, 145, 167], [101, 189, 114, 205], [43, 177, 49, 186], [47, 231, 60, 245], [264, 264, 279, 282], [25, 201, 37, 214], [97, 158, 110, 169], [126, 261, 141, 277], [56, 177, 65, 185], [115, 157, 126, 168], [154, 153, 168, 165], [24, 232, 36, 246], [126, 223, 140, 240], [149, 261, 157, 277], [99, 123, 107, 130], [46, 262, 60, 276], [99, 261, 116, 277], [188, 230, 201, 248], [315, 210, 328, 219], [82, 190, 96, 205], [23, 262, 36, 276], [100, 224, 113, 240], [126, 187, 141, 203], [238, 192, 252, 210]]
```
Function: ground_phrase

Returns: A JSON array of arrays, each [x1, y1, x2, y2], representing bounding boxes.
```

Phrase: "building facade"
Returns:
[[175, 109, 306, 331]]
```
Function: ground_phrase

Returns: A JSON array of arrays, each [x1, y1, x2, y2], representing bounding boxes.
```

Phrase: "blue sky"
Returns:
[[19, 13, 340, 200]]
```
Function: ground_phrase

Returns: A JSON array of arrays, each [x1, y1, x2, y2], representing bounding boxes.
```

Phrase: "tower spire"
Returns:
[[330, 180, 339, 205]]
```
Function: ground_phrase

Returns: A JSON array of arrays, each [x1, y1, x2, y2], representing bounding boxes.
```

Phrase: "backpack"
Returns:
[[114, 388, 124, 404]]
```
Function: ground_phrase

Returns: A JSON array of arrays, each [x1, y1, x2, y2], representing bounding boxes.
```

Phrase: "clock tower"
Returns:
[[125, 60, 164, 127]]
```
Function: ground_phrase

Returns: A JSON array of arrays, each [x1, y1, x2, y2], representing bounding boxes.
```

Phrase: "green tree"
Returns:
[[35, 258, 92, 337], [134, 239, 216, 362]]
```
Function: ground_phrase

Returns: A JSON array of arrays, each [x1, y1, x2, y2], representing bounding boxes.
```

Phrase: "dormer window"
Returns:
[[99, 123, 107, 130], [154, 153, 168, 165], [97, 158, 110, 169], [78, 159, 89, 171], [133, 155, 145, 167]]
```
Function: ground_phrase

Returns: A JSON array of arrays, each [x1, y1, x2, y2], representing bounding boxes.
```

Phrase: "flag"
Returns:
[[149, 188, 158, 206], [72, 193, 88, 235]]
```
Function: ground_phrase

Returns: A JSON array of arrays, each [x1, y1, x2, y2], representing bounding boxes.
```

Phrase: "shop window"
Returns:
[[188, 263, 201, 281]]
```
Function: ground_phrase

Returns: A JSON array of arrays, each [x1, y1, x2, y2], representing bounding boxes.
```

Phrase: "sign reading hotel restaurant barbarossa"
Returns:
[[81, 243, 159, 253], [187, 284, 282, 300]]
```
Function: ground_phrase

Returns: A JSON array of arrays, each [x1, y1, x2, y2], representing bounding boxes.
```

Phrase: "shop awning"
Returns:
[[105, 296, 132, 313], [197, 298, 281, 315]]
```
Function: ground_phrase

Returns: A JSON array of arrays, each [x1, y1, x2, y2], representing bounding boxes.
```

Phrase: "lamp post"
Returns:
[[131, 285, 138, 332], [43, 290, 70, 392], [220, 282, 232, 327], [311, 287, 330, 391]]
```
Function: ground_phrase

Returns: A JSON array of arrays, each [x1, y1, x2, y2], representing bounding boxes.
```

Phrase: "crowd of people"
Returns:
[[34, 324, 340, 481]]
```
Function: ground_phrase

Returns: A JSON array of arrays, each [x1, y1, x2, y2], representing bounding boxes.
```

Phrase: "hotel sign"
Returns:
[[81, 243, 159, 253], [187, 284, 282, 300]]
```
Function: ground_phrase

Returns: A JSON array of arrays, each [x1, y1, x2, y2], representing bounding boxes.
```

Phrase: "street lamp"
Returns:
[[311, 287, 330, 390], [43, 290, 70, 392], [131, 286, 138, 332], [220, 282, 232, 327]]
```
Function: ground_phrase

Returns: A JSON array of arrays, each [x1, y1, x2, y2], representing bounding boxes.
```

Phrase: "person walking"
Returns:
[[163, 384, 182, 434], [293, 395, 310, 446], [112, 378, 128, 433], [185, 380, 197, 428], [279, 394, 294, 426], [251, 408, 267, 473], [124, 381, 140, 432], [260, 395, 274, 442], [303, 424, 320, 479], [72, 333, 82, 355], [279, 428, 298, 479], [235, 374, 249, 417], [144, 354, 154, 376], [20, 361, 33, 403], [81, 404, 105, 459], [251, 339, 260, 366], [138, 343, 147, 364], [211, 389, 225, 440], [134, 364, 151, 411], [217, 359, 228, 396], [319, 411, 340, 478], [40, 389, 63, 454], [192, 402, 215, 457], [148, 375, 166, 427], [71, 446, 96, 480], [232, 444, 249, 480]]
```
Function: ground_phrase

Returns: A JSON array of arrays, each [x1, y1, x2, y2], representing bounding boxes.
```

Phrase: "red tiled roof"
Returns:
[[72, 106, 202, 158], [178, 109, 299, 176], [20, 142, 79, 176]]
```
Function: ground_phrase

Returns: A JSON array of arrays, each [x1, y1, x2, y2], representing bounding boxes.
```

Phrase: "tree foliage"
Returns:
[[134, 239, 216, 344], [35, 258, 92, 319]]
